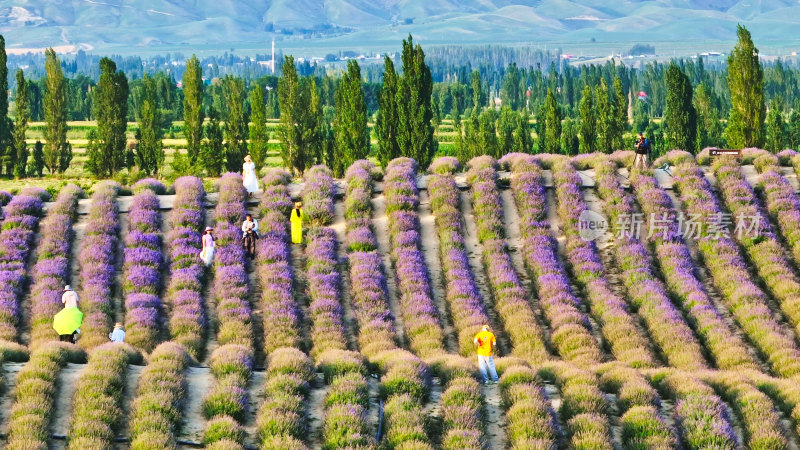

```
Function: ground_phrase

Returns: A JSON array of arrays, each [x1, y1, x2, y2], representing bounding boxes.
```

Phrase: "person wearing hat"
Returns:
[[109, 322, 125, 343], [633, 132, 651, 170], [290, 201, 306, 245], [473, 325, 499, 384], [242, 155, 261, 197], [200, 227, 215, 266], [61, 285, 78, 309]]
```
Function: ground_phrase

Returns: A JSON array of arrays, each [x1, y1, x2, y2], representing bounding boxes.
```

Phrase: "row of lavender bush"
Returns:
[[650, 371, 739, 448], [123, 179, 166, 353], [166, 176, 208, 360], [344, 160, 432, 448], [465, 156, 550, 362], [383, 158, 444, 357], [202, 172, 254, 448], [0, 188, 48, 341], [565, 156, 707, 370], [496, 359, 559, 448], [546, 156, 658, 368], [67, 342, 141, 448], [253, 169, 313, 448], [702, 371, 787, 448], [502, 154, 603, 365], [79, 181, 122, 349], [129, 342, 191, 448], [383, 158, 486, 449], [29, 184, 83, 347], [426, 157, 491, 356], [658, 151, 800, 376], [539, 362, 613, 447], [613, 159, 759, 370], [710, 153, 800, 339], [597, 364, 677, 448], [5, 343, 85, 449], [302, 165, 374, 448]]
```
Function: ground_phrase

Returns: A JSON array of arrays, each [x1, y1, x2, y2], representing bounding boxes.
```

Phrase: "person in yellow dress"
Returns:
[[474, 325, 499, 384], [290, 201, 306, 244]]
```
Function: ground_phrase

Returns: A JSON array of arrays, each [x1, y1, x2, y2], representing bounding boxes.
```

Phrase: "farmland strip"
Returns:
[[28, 184, 83, 347], [660, 151, 800, 376], [166, 176, 208, 360]]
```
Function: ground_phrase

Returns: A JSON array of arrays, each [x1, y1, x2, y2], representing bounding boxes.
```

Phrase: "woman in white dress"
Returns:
[[242, 155, 260, 197], [200, 227, 215, 266]]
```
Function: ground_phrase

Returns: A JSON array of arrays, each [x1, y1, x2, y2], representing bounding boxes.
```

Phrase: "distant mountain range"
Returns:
[[1, 0, 799, 54]]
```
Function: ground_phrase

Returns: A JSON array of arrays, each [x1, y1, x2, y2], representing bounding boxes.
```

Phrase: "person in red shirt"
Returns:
[[473, 325, 499, 384]]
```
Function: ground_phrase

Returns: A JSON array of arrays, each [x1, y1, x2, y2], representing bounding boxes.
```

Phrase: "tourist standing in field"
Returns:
[[474, 325, 499, 384], [200, 227, 215, 266], [109, 322, 126, 343], [633, 132, 651, 170], [61, 285, 78, 309], [290, 201, 306, 244], [242, 155, 261, 197], [242, 214, 259, 259]]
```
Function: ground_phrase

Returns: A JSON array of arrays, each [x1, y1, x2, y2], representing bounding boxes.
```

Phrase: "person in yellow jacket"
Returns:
[[290, 201, 306, 244], [474, 325, 499, 384]]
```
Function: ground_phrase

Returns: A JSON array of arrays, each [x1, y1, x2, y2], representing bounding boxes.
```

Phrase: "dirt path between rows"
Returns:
[[330, 198, 359, 352], [458, 189, 510, 356], [50, 362, 87, 439], [178, 366, 211, 445], [201, 207, 217, 365]]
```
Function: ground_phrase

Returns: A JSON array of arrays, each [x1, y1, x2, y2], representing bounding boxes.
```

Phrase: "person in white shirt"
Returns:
[[61, 285, 78, 309], [242, 214, 259, 259], [109, 322, 125, 343]]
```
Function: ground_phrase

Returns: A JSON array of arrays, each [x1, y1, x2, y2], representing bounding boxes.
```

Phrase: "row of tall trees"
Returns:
[[2, 26, 796, 180]]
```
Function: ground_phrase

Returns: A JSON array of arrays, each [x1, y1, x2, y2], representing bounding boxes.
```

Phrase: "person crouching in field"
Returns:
[[474, 325, 499, 385], [109, 322, 125, 343]]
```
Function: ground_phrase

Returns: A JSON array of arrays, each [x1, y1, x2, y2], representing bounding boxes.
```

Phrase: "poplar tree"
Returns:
[[0, 36, 9, 169], [766, 97, 786, 152], [375, 57, 400, 168], [579, 85, 596, 153], [136, 74, 164, 175], [249, 84, 269, 169], [612, 76, 628, 150], [726, 24, 766, 148], [501, 63, 521, 110], [333, 60, 368, 177], [694, 83, 724, 149], [543, 88, 562, 154], [12, 70, 28, 178], [88, 57, 128, 177], [201, 107, 225, 176], [222, 75, 248, 172], [478, 109, 499, 158], [397, 35, 436, 169], [182, 55, 204, 165], [789, 109, 800, 150], [513, 110, 532, 153], [32, 141, 44, 177], [596, 80, 613, 153], [277, 56, 307, 175], [497, 106, 516, 155], [470, 70, 483, 113], [43, 49, 70, 174], [664, 63, 697, 153]]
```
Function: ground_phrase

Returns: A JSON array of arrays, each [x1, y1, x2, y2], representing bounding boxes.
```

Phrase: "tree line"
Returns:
[[1, 26, 796, 180]]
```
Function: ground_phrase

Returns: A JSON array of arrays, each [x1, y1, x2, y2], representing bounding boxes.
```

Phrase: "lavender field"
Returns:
[[3, 149, 800, 449]]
